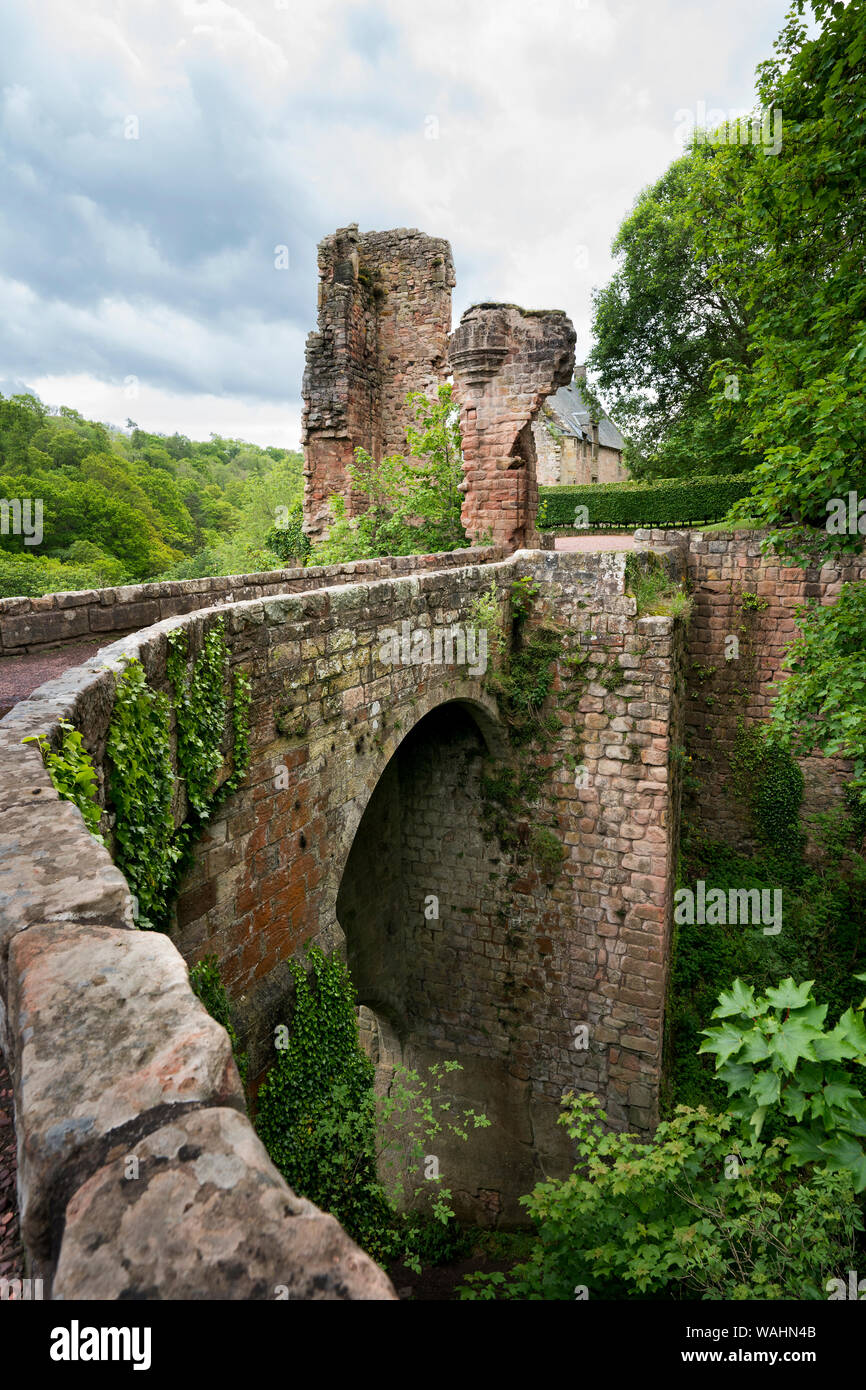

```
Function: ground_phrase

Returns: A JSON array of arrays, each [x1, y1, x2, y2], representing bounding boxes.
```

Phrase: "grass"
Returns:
[[626, 553, 693, 621], [699, 517, 764, 534]]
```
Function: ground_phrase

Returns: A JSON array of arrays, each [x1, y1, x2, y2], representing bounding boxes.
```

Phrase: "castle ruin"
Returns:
[[301, 225, 576, 550]]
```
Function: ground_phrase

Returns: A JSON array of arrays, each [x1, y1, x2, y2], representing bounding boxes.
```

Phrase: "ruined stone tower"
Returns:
[[449, 303, 576, 550], [301, 224, 456, 539], [301, 225, 576, 551]]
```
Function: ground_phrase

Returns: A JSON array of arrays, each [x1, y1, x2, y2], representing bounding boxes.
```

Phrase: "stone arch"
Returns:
[[313, 685, 507, 965], [332, 692, 537, 1223]]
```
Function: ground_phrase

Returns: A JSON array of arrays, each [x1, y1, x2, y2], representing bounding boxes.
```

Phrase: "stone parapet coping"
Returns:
[[0, 546, 503, 656]]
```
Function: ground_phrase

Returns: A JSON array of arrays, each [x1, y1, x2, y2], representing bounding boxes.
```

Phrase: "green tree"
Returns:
[[588, 151, 756, 479], [308, 384, 467, 564], [589, 0, 866, 544], [723, 0, 866, 556]]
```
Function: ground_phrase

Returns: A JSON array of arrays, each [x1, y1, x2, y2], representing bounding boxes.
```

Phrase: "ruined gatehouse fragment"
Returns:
[[301, 226, 576, 551]]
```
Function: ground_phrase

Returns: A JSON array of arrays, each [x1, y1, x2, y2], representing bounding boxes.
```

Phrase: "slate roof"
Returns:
[[543, 381, 625, 452]]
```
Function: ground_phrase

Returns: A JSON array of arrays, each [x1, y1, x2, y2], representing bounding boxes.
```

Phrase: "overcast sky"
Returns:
[[0, 0, 792, 449]]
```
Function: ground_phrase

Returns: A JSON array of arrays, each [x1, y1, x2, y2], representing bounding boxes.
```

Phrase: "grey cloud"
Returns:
[[0, 0, 792, 429]]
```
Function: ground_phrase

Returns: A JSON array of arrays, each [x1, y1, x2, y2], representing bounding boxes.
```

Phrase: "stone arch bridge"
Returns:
[[0, 541, 685, 1297]]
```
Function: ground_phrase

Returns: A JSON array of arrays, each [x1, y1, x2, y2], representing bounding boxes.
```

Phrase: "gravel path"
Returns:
[[0, 636, 111, 719], [0, 1051, 23, 1287], [554, 533, 639, 551]]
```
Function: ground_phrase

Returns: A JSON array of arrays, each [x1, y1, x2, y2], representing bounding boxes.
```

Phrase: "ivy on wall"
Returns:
[[167, 623, 229, 818], [106, 659, 177, 928], [105, 617, 252, 929], [189, 952, 249, 1088], [729, 718, 805, 867], [23, 718, 104, 840], [255, 945, 391, 1252], [255, 945, 487, 1272]]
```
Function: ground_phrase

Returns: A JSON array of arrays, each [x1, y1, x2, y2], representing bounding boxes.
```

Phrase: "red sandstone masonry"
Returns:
[[0, 544, 687, 1250], [0, 546, 501, 657], [300, 226, 577, 554], [449, 304, 576, 551], [636, 528, 866, 849], [301, 224, 456, 539]]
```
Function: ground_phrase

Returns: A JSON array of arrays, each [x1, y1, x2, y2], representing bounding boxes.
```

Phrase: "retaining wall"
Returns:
[[636, 528, 866, 850]]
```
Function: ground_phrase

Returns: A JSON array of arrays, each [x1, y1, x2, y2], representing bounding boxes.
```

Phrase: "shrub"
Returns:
[[666, 819, 866, 1114], [458, 1091, 861, 1301], [264, 500, 310, 564], [538, 474, 754, 529], [700, 974, 866, 1191], [307, 385, 468, 564]]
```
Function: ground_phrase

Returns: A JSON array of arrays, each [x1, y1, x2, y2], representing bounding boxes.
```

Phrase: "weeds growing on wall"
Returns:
[[467, 580, 507, 666], [105, 618, 251, 929], [479, 578, 566, 862], [255, 945, 489, 1273], [768, 580, 866, 802], [23, 718, 104, 841], [625, 550, 692, 621], [189, 953, 249, 1089]]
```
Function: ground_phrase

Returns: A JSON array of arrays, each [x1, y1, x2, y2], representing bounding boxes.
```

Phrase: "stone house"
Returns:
[[531, 367, 627, 486]]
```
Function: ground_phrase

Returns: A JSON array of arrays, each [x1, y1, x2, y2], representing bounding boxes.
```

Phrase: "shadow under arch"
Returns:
[[333, 692, 546, 1224], [313, 683, 506, 956], [334, 693, 506, 1043]]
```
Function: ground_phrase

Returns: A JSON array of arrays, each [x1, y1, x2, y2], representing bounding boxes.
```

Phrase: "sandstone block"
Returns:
[[52, 1107, 396, 1300], [9, 922, 244, 1262], [0, 800, 133, 998]]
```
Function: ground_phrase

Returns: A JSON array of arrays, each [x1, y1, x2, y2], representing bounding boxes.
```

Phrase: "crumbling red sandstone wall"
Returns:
[[302, 230, 576, 552], [636, 528, 866, 852], [449, 304, 576, 550], [301, 224, 455, 538]]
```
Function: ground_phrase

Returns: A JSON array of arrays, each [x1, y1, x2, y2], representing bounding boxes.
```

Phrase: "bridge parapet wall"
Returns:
[[0, 545, 686, 1283], [0, 545, 501, 657]]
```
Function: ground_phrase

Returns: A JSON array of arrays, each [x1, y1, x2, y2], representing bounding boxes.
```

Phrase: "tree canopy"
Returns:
[[0, 392, 304, 595], [589, 0, 866, 561]]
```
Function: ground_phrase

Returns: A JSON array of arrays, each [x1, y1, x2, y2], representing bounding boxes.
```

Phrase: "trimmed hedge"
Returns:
[[538, 474, 754, 529]]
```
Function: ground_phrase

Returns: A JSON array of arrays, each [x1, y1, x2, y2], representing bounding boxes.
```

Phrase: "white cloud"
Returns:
[[28, 373, 302, 448], [0, 0, 794, 445]]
